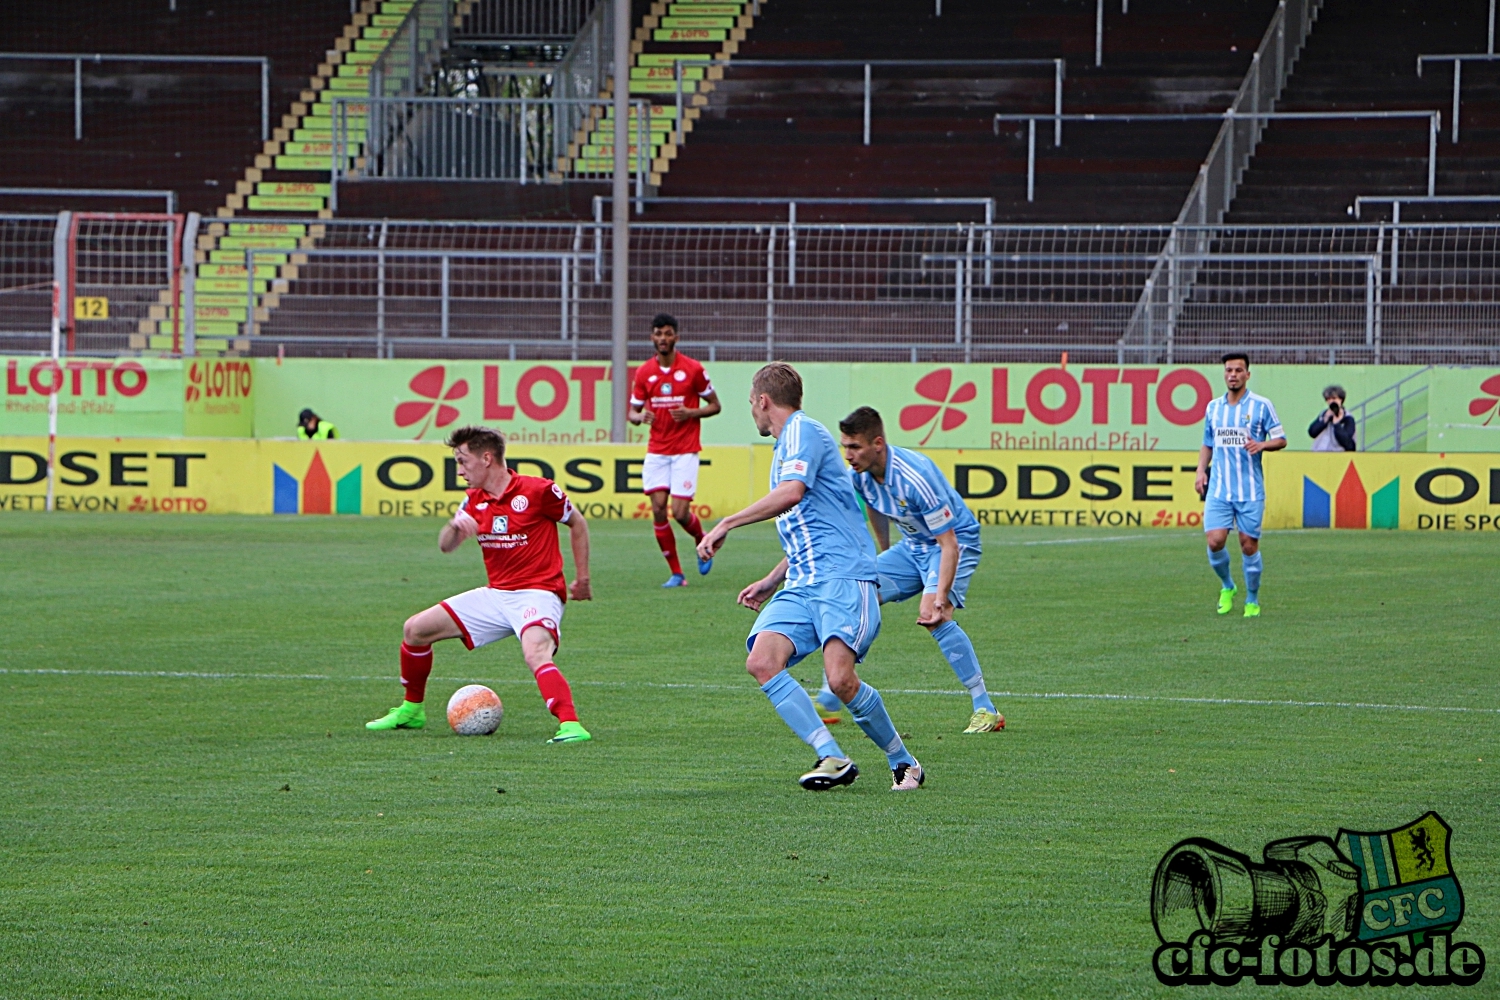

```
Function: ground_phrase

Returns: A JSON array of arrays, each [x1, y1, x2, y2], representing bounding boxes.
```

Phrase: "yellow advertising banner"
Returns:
[[0, 438, 763, 521], [1, 438, 1497, 533]]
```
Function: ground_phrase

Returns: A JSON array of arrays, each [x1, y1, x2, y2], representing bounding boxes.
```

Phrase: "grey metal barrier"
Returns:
[[331, 96, 650, 208], [0, 187, 177, 214], [244, 246, 594, 359], [1416, 53, 1500, 142], [0, 51, 271, 141], [673, 58, 1066, 148], [993, 110, 1440, 204], [455, 0, 598, 42], [554, 0, 615, 103]]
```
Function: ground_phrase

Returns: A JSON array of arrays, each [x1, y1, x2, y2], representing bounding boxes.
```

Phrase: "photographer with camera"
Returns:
[[1308, 385, 1356, 452]]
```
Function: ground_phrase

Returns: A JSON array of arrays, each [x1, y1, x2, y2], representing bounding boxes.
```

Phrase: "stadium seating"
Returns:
[[1226, 0, 1500, 223]]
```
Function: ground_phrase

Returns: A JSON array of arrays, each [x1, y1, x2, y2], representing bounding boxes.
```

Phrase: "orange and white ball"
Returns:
[[446, 684, 504, 735]]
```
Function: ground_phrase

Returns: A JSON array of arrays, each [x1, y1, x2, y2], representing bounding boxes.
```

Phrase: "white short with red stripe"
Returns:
[[440, 587, 563, 650], [642, 452, 700, 499]]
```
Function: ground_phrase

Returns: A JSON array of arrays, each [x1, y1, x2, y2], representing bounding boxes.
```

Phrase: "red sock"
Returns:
[[682, 511, 704, 543], [400, 642, 432, 702], [654, 521, 683, 576], [533, 662, 578, 723]]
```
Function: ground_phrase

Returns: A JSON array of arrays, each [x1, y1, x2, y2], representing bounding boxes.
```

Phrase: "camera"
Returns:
[[1328, 401, 1341, 416]]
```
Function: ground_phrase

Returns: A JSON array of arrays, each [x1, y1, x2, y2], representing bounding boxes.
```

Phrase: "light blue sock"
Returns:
[[760, 670, 844, 759], [1208, 546, 1234, 589], [846, 682, 916, 769], [814, 675, 845, 715], [931, 620, 995, 712], [1243, 552, 1263, 604]]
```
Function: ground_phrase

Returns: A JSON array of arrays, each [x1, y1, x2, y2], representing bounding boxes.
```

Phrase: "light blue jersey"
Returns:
[[771, 410, 879, 587], [1202, 391, 1285, 502], [850, 444, 981, 553]]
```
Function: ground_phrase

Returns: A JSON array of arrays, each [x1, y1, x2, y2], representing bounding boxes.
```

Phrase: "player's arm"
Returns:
[[1194, 445, 1213, 496], [564, 508, 592, 600], [440, 506, 477, 553], [696, 480, 806, 559], [627, 371, 652, 425], [671, 389, 722, 422], [867, 506, 891, 551], [1244, 408, 1288, 455], [930, 529, 960, 612], [738, 558, 788, 611]]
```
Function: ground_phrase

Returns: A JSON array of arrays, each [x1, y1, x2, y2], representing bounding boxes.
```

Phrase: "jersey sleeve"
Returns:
[[1202, 406, 1216, 448], [536, 480, 574, 523], [899, 459, 956, 534], [1261, 399, 1286, 440], [775, 418, 822, 486], [693, 363, 713, 398], [629, 366, 648, 407]]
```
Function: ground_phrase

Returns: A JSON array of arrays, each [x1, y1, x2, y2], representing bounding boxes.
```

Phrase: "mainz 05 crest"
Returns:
[[1150, 812, 1486, 987]]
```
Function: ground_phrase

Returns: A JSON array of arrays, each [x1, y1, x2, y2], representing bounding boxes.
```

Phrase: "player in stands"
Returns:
[[830, 406, 1003, 734], [628, 313, 722, 587], [1195, 353, 1286, 618], [365, 426, 594, 743], [697, 363, 925, 792]]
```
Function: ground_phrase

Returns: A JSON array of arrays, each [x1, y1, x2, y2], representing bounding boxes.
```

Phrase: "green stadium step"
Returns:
[[275, 155, 354, 170], [631, 66, 706, 79], [247, 195, 326, 212], [602, 104, 679, 119], [217, 235, 300, 250], [209, 250, 288, 265], [257, 182, 331, 197], [161, 320, 241, 338], [659, 15, 735, 27], [589, 122, 674, 139], [629, 79, 697, 94], [293, 128, 366, 144], [362, 26, 399, 40], [653, 27, 726, 40], [636, 55, 716, 68], [343, 51, 379, 65], [669, 2, 742, 11], [580, 144, 662, 158], [199, 263, 280, 279], [228, 222, 307, 235], [325, 77, 368, 93], [354, 38, 392, 51], [336, 63, 372, 78], [195, 279, 270, 293], [371, 13, 405, 26]]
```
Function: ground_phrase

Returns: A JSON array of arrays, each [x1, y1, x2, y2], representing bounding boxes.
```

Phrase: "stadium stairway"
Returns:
[[134, 0, 438, 356], [1225, 0, 1500, 222]]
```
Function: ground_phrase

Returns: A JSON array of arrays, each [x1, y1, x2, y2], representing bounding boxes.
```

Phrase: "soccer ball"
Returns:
[[446, 684, 504, 735]]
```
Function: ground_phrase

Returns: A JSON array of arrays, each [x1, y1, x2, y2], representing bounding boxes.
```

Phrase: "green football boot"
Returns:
[[963, 708, 1005, 733], [366, 701, 425, 730], [1217, 587, 1236, 615], [1243, 602, 1262, 618], [547, 721, 592, 744]]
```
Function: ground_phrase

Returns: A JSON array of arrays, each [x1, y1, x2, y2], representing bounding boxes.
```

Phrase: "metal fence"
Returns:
[[455, 0, 598, 42], [6, 217, 1500, 363], [369, 0, 452, 99]]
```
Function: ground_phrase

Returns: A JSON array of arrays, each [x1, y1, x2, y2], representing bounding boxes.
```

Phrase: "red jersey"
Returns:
[[461, 474, 574, 601], [631, 352, 713, 455]]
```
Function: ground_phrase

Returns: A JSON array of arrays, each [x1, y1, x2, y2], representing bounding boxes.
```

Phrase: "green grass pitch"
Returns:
[[2, 514, 1496, 998]]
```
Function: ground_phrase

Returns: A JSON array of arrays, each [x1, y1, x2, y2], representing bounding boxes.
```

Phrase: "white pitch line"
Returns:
[[3, 668, 1497, 716]]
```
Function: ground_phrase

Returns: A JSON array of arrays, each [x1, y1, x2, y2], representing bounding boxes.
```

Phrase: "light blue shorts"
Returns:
[[1204, 496, 1265, 539], [747, 578, 881, 667], [876, 540, 982, 608]]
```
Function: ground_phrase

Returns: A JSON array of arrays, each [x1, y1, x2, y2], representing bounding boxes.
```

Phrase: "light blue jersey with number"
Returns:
[[1202, 391, 1285, 502], [850, 444, 981, 553], [771, 410, 879, 587]]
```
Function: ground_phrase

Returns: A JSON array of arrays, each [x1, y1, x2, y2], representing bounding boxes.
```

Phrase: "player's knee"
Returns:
[[402, 615, 428, 645]]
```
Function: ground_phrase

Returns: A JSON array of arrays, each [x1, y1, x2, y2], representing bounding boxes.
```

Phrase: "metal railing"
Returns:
[[994, 110, 1438, 204], [1352, 195, 1500, 221], [1350, 365, 1431, 451], [454, 0, 598, 42], [0, 187, 177, 214], [672, 58, 1066, 148], [554, 0, 615, 103], [0, 51, 271, 141], [1416, 53, 1500, 142], [331, 96, 649, 203], [369, 0, 452, 98]]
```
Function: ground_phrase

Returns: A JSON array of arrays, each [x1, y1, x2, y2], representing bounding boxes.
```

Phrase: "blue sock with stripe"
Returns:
[[760, 670, 844, 760], [930, 621, 995, 711], [846, 682, 916, 769], [1243, 552, 1263, 604], [1208, 546, 1234, 589]]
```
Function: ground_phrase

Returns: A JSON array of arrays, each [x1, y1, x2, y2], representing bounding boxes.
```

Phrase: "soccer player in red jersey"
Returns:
[[628, 313, 721, 587], [365, 426, 594, 743]]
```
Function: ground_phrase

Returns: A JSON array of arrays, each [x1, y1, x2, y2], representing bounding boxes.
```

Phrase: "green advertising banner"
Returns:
[[250, 358, 1500, 452], [1, 356, 254, 438], [7, 355, 1497, 451]]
